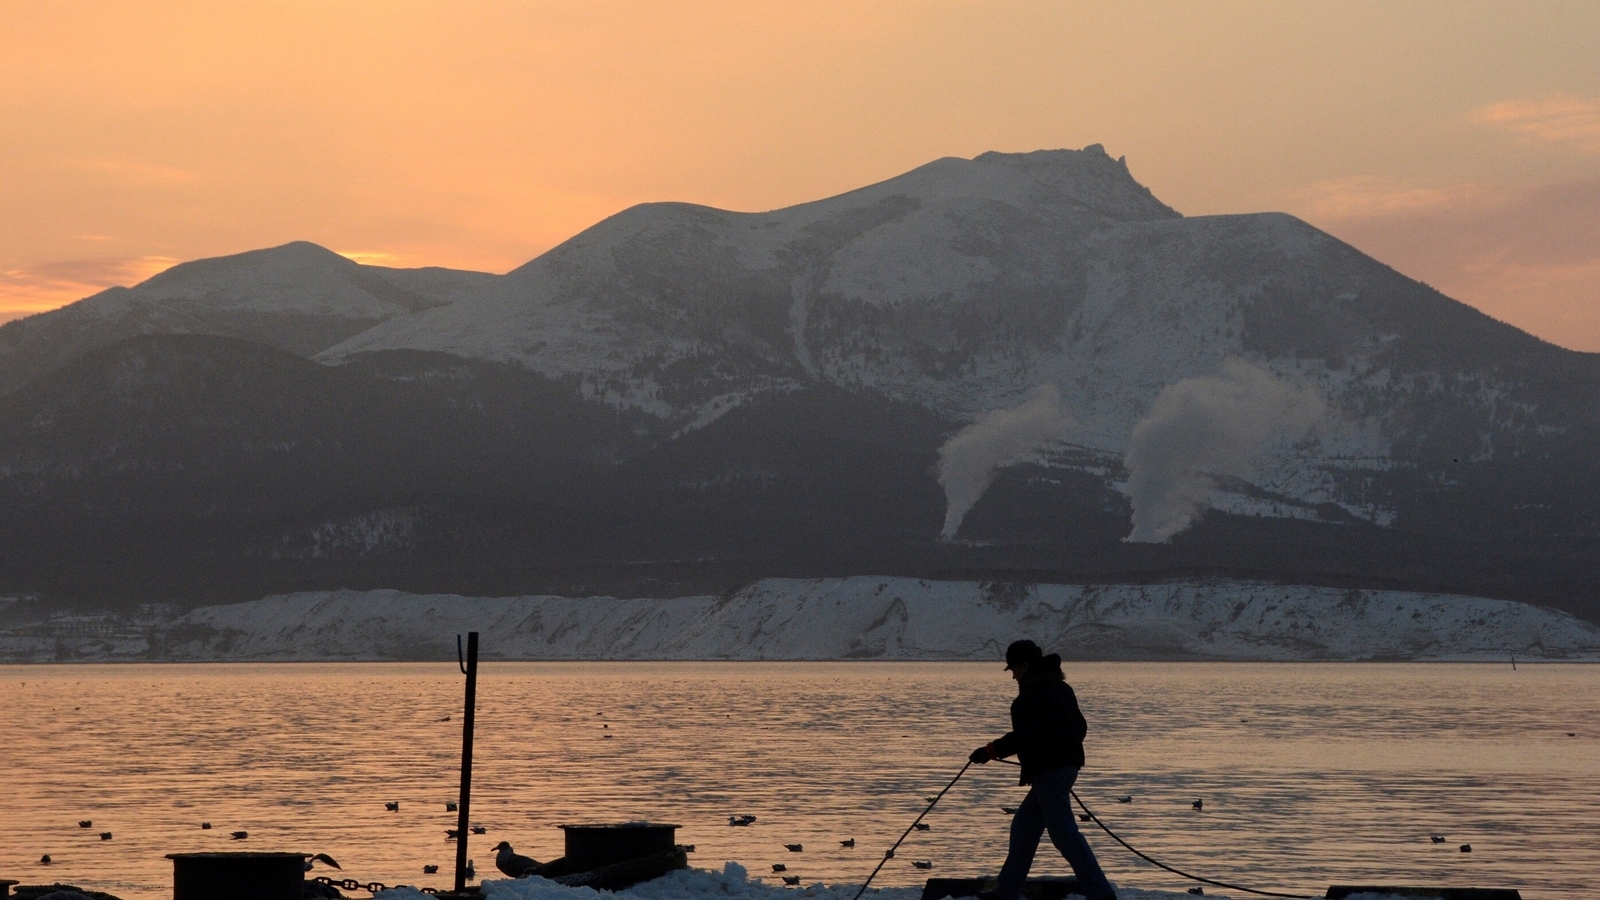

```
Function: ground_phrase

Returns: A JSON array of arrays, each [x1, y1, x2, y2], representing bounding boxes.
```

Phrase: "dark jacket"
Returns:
[[988, 654, 1087, 784]]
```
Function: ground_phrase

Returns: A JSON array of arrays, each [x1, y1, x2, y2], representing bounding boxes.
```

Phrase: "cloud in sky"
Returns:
[[1470, 95, 1600, 154], [0, 256, 179, 323]]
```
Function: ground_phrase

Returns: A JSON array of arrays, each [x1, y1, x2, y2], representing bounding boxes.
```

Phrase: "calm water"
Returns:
[[2, 663, 1596, 900]]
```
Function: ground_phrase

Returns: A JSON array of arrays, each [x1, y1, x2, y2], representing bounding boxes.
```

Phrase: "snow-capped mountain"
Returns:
[[0, 241, 494, 393], [2, 147, 1599, 624], [311, 146, 1590, 529]]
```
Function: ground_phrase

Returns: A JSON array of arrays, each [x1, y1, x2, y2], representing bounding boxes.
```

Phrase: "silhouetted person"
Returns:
[[970, 640, 1115, 900]]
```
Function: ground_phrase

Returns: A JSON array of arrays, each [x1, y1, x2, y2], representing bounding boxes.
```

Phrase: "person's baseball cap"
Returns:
[[1004, 639, 1043, 671]]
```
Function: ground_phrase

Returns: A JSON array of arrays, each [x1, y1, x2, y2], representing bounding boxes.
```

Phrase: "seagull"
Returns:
[[201, 823, 212, 830], [385, 802, 400, 811], [1116, 796, 1133, 803], [471, 826, 487, 835], [465, 859, 476, 879], [913, 861, 933, 870], [1192, 799, 1203, 811], [912, 823, 930, 831], [1187, 888, 1204, 896], [232, 831, 248, 840], [772, 864, 787, 873], [1567, 733, 1577, 737], [684, 845, 696, 852], [446, 802, 458, 812], [492, 841, 541, 878], [1078, 814, 1092, 822], [99, 832, 112, 841], [305, 854, 342, 872], [423, 865, 439, 874], [784, 844, 803, 852], [924, 796, 939, 803], [783, 876, 802, 885], [1431, 835, 1446, 844], [446, 830, 460, 841], [1460, 844, 1472, 853], [78, 821, 92, 828], [40, 854, 51, 865], [840, 839, 855, 848], [729, 815, 757, 826]]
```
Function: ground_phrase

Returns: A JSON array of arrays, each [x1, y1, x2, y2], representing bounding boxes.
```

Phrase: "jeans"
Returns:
[[996, 767, 1115, 900]]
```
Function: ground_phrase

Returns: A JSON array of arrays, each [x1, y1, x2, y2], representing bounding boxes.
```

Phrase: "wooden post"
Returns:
[[454, 632, 479, 894]]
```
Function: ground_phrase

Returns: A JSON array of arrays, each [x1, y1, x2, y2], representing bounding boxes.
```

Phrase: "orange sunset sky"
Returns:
[[4, 2, 1599, 348]]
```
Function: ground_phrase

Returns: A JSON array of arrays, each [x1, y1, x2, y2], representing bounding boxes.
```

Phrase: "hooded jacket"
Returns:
[[987, 653, 1087, 784]]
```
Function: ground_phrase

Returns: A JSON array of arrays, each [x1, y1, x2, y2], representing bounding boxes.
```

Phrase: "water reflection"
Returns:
[[3, 663, 1596, 899]]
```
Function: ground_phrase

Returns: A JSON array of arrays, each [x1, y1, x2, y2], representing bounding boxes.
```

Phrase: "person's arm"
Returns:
[[971, 731, 1016, 763]]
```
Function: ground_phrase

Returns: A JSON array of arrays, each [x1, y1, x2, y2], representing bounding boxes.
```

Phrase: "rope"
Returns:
[[993, 758, 1310, 899], [849, 760, 972, 900]]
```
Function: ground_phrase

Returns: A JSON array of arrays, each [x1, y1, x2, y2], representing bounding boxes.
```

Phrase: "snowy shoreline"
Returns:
[[7, 576, 1598, 663]]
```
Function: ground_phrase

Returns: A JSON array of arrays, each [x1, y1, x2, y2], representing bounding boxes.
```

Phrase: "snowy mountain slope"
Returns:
[[0, 241, 495, 393], [139, 577, 1600, 663], [314, 147, 1598, 530]]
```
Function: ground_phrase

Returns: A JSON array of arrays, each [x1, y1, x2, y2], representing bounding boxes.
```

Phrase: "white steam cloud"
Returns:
[[938, 385, 1075, 541], [1123, 359, 1324, 543]]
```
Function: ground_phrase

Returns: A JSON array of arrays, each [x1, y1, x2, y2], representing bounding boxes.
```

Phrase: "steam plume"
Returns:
[[938, 385, 1075, 540], [1124, 359, 1323, 543]]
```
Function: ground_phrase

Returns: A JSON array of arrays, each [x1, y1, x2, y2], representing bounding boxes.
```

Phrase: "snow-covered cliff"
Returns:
[[150, 577, 1600, 662]]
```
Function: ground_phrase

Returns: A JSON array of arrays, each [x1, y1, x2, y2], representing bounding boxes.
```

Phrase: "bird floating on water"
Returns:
[[840, 839, 855, 848], [784, 844, 803, 852], [201, 823, 211, 830], [446, 802, 458, 812], [471, 826, 487, 835], [385, 802, 400, 811], [1116, 796, 1133, 803], [1431, 835, 1446, 844], [1192, 799, 1203, 811], [423, 865, 439, 874], [782, 876, 801, 885], [1078, 814, 1092, 822], [728, 815, 757, 826], [465, 859, 476, 879], [446, 829, 461, 841], [492, 841, 541, 878], [40, 854, 51, 865], [78, 820, 92, 828], [1187, 888, 1204, 896], [772, 864, 787, 873], [1460, 844, 1472, 853], [305, 854, 341, 872], [912, 861, 933, 870], [231, 832, 248, 840], [912, 823, 930, 831], [99, 832, 112, 841]]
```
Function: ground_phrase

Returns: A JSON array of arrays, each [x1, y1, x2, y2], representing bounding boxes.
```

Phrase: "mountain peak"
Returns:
[[137, 241, 353, 291]]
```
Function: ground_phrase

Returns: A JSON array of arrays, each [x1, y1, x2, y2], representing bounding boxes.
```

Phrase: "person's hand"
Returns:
[[969, 746, 990, 764]]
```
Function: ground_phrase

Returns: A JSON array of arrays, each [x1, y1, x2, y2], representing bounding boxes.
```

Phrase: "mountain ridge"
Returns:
[[3, 147, 1599, 625]]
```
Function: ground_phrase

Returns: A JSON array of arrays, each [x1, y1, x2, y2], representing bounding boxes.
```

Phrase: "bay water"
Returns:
[[3, 662, 1596, 899]]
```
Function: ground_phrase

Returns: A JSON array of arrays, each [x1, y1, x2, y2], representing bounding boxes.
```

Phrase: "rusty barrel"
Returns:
[[167, 852, 307, 900]]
